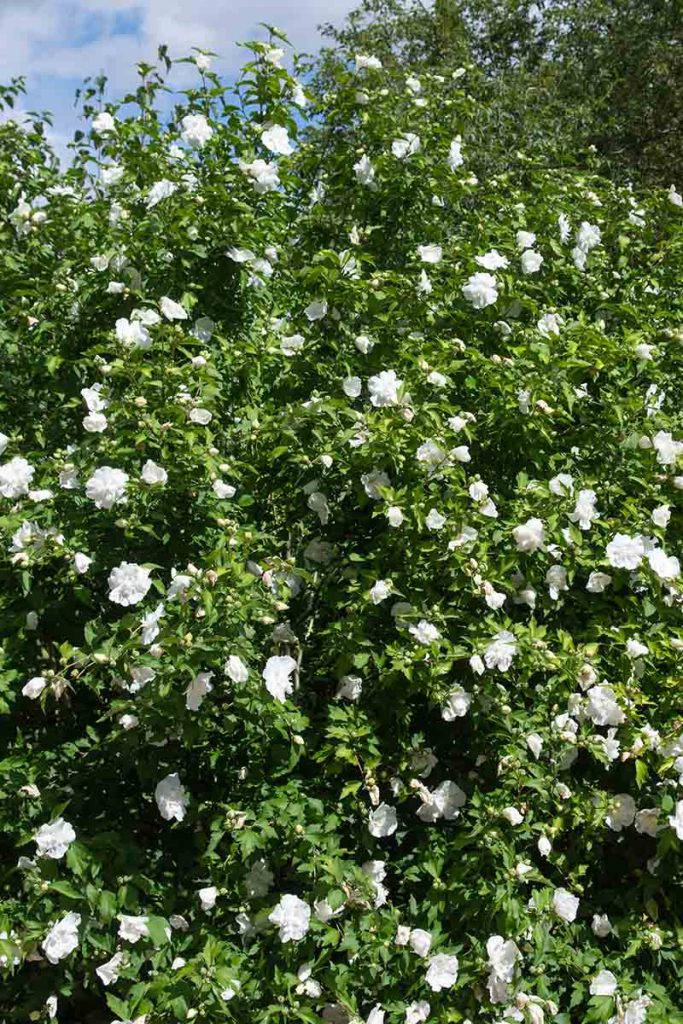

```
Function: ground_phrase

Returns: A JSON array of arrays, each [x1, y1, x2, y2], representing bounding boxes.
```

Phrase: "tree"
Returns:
[[319, 0, 683, 184]]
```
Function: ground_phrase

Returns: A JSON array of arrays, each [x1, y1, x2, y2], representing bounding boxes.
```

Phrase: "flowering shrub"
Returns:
[[1, 31, 683, 1024]]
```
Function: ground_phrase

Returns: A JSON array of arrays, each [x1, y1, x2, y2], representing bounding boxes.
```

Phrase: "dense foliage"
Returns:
[[1, 19, 683, 1024], [319, 0, 683, 185]]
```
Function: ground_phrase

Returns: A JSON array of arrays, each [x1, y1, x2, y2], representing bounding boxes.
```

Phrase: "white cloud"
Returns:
[[2, 0, 356, 81], [0, 0, 356, 159]]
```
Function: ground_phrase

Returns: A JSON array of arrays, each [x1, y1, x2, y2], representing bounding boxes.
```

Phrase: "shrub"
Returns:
[[0, 32, 682, 1024]]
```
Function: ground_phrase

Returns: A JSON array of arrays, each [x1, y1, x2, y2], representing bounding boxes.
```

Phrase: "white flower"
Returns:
[[370, 579, 392, 604], [83, 411, 107, 432], [652, 430, 683, 465], [361, 469, 391, 499], [409, 619, 441, 644], [155, 773, 188, 822], [185, 670, 214, 711], [405, 1001, 430, 1024], [198, 885, 218, 911], [462, 272, 498, 308], [181, 113, 213, 147], [606, 793, 636, 832], [392, 133, 420, 158], [263, 655, 297, 702], [552, 888, 579, 922], [263, 45, 285, 66], [353, 154, 375, 185], [160, 296, 188, 321], [441, 685, 471, 720], [626, 638, 649, 659], [558, 213, 571, 241], [386, 506, 404, 527], [592, 913, 612, 937], [92, 111, 116, 134], [576, 221, 601, 252], [368, 369, 402, 407], [355, 53, 382, 70], [538, 835, 552, 857], [269, 894, 311, 942], [108, 562, 152, 606], [546, 564, 568, 600], [651, 505, 671, 528], [225, 655, 249, 683], [484, 631, 517, 671], [281, 333, 305, 356], [425, 508, 446, 531], [635, 808, 659, 837], [521, 249, 543, 274], [34, 818, 76, 859], [0, 456, 35, 498], [418, 244, 442, 264], [101, 164, 124, 186], [213, 479, 236, 499], [447, 136, 463, 170], [240, 158, 280, 192], [116, 317, 151, 349], [502, 806, 524, 826], [118, 914, 149, 943], [343, 376, 362, 398], [304, 299, 328, 321], [585, 685, 625, 727], [355, 333, 375, 354], [336, 675, 363, 701], [95, 951, 124, 985], [590, 970, 617, 996], [451, 445, 471, 464], [86, 466, 128, 509], [616, 996, 652, 1024], [648, 547, 680, 580], [23, 675, 46, 699], [425, 953, 459, 992], [669, 184, 683, 207], [369, 802, 397, 837], [146, 178, 177, 208], [586, 571, 611, 593], [227, 246, 255, 264], [513, 517, 544, 552], [487, 934, 520, 983], [417, 269, 432, 294], [261, 124, 294, 155], [136, 461, 168, 491], [417, 442, 446, 468], [537, 312, 563, 337], [516, 230, 536, 250], [416, 780, 466, 822], [73, 552, 92, 574], [141, 603, 165, 644], [42, 913, 80, 963], [120, 713, 139, 730], [606, 533, 644, 569], [668, 799, 683, 839], [570, 489, 598, 530], [526, 733, 543, 759], [476, 249, 509, 270], [409, 928, 432, 958], [189, 407, 212, 424]]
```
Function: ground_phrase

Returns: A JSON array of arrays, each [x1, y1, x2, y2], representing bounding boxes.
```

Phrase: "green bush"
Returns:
[[0, 31, 682, 1024]]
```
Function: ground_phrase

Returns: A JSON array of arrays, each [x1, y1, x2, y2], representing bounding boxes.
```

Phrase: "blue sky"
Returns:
[[1, 0, 358, 156]]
